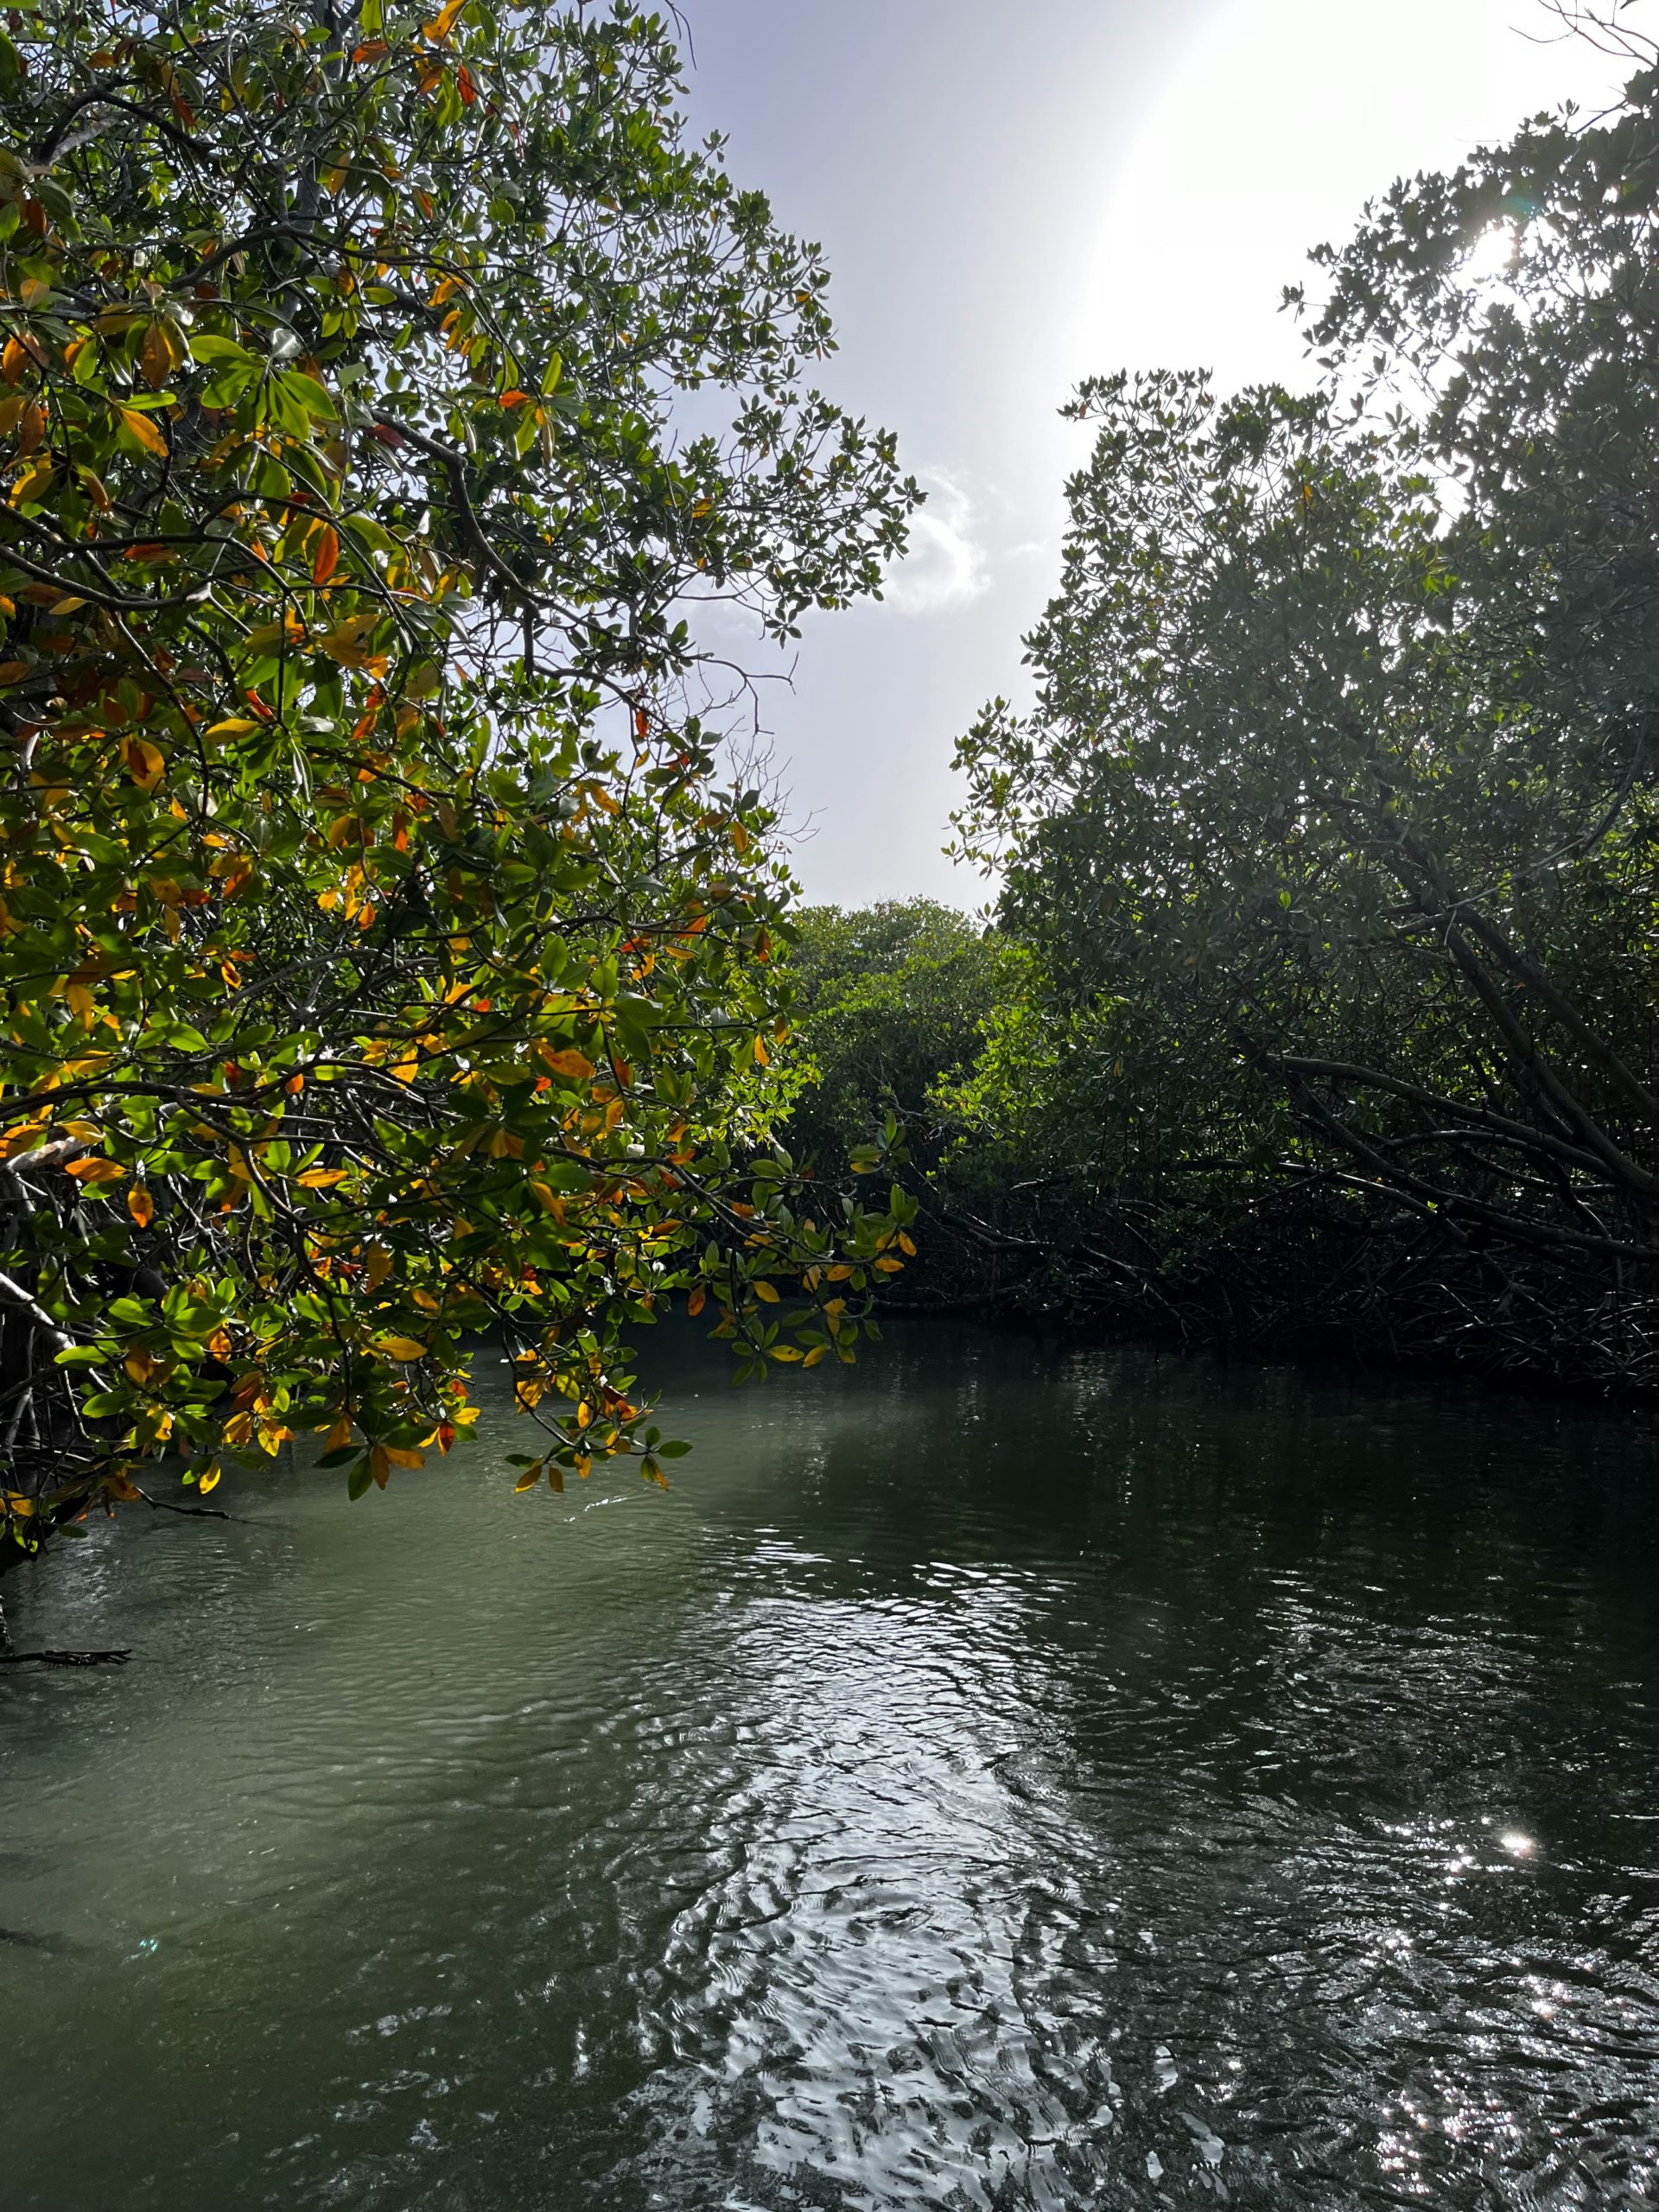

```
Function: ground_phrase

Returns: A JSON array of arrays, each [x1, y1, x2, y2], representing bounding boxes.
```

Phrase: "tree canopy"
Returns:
[[0, 0, 918, 1571], [935, 33, 1659, 1384]]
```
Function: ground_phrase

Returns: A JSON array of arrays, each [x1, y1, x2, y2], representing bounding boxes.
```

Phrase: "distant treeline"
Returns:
[[781, 41, 1659, 1397]]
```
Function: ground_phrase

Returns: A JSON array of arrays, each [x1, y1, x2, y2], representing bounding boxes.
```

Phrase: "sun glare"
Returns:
[[1464, 223, 1518, 283]]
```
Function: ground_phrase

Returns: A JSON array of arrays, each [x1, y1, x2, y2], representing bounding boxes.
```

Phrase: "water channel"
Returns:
[[4, 1321, 1659, 2209]]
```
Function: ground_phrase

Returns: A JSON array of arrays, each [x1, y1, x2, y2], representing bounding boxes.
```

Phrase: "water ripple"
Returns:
[[3, 1323, 1658, 2209]]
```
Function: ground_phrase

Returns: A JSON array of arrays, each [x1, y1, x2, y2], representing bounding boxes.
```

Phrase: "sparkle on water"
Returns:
[[3, 1320, 1658, 2210]]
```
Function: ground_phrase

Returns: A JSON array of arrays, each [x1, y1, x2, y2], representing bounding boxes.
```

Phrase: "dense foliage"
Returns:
[[810, 36, 1659, 1388], [779, 901, 1015, 1179], [0, 0, 919, 1573]]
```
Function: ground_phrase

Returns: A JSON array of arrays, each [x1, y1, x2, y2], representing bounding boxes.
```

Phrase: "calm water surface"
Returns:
[[4, 1323, 1659, 2210]]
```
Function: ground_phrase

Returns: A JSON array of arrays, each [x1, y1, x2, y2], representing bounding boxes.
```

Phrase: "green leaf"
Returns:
[[278, 370, 340, 421]]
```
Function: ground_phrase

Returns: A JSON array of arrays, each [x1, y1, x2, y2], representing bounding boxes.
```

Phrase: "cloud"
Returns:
[[883, 469, 989, 615]]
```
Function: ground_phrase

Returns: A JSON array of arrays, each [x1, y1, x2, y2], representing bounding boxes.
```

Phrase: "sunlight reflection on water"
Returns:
[[3, 1322, 1658, 2209]]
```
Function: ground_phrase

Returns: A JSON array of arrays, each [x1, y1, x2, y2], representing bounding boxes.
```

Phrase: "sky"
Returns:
[[674, 0, 1630, 911]]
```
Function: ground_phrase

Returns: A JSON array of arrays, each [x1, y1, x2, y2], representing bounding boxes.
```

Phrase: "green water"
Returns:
[[3, 1322, 1658, 2209]]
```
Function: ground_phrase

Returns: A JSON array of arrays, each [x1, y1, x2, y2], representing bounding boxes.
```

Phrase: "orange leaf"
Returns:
[[312, 525, 340, 585], [127, 1184, 155, 1228], [138, 320, 182, 389], [65, 1156, 125, 1185]]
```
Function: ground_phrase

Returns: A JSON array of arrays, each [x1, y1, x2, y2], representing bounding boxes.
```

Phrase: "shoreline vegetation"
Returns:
[[782, 26, 1659, 1411], [787, 889, 1659, 1407]]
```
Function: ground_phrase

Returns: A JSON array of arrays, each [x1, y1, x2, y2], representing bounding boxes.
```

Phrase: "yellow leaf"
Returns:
[[127, 1184, 155, 1228], [324, 1416, 354, 1452], [364, 1243, 392, 1291], [123, 735, 165, 790], [315, 612, 381, 667], [382, 1444, 425, 1469], [899, 1232, 917, 1256], [804, 1345, 829, 1368], [423, 0, 466, 38], [9, 458, 54, 507], [119, 406, 170, 459], [371, 1445, 391, 1489], [874, 1256, 904, 1274], [198, 1465, 221, 1495], [753, 1034, 769, 1067], [514, 1460, 544, 1492], [540, 1047, 594, 1080], [373, 1334, 427, 1361], [768, 1345, 803, 1362], [298, 1166, 349, 1188], [826, 1265, 855, 1281], [753, 1280, 779, 1303]]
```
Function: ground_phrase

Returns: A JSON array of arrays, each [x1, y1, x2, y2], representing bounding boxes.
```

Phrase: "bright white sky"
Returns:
[[677, 0, 1629, 909]]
